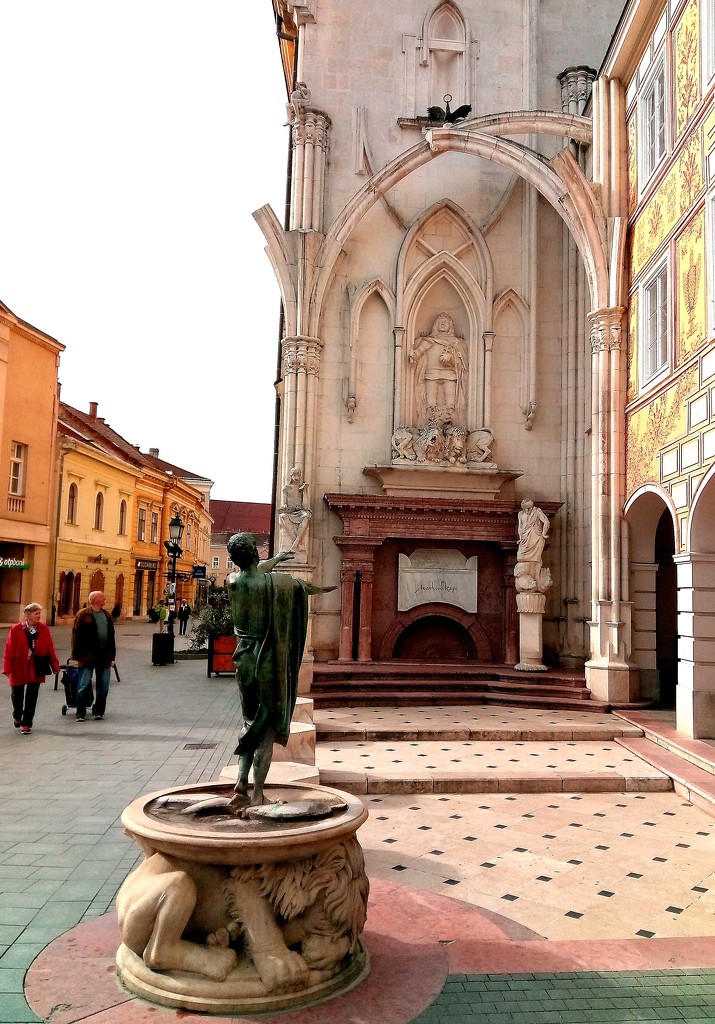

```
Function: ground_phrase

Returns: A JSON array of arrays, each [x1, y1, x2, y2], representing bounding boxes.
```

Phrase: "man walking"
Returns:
[[71, 591, 116, 722]]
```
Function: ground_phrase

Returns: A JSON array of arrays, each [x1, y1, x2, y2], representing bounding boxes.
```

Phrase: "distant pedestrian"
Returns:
[[154, 600, 167, 633], [177, 600, 191, 635], [3, 603, 60, 735], [71, 591, 116, 722]]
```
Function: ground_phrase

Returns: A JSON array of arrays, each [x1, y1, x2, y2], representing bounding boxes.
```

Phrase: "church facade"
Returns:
[[261, 0, 715, 738]]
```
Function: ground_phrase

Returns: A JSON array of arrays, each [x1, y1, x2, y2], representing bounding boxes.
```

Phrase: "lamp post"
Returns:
[[164, 512, 184, 637]]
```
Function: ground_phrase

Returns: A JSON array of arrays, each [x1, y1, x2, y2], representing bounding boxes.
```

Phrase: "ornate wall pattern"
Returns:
[[627, 115, 637, 215], [631, 126, 704, 277], [626, 291, 638, 405], [625, 367, 697, 495], [675, 0, 700, 138], [677, 209, 706, 365]]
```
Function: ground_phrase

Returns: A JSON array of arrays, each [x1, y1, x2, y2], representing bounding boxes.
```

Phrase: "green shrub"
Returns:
[[188, 601, 233, 651]]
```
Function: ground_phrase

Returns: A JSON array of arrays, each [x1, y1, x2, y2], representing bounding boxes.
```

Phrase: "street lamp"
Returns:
[[164, 512, 184, 636]]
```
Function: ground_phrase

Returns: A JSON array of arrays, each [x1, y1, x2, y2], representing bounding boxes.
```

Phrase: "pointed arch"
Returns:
[[396, 199, 493, 320], [493, 287, 533, 423], [346, 278, 395, 422], [420, 1, 470, 112]]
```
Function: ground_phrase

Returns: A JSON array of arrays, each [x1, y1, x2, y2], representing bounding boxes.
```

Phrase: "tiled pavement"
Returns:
[[2, 622, 715, 1022]]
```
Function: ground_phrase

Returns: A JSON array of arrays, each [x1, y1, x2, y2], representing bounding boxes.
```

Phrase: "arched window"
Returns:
[[67, 483, 78, 524], [94, 492, 104, 530], [118, 499, 127, 535]]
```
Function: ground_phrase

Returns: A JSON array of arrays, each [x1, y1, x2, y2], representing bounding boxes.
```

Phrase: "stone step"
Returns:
[[312, 687, 608, 712], [316, 737, 672, 796], [615, 735, 715, 818], [615, 710, 715, 779]]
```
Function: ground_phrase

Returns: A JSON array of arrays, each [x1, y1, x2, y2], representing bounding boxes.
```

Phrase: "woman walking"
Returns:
[[3, 603, 60, 735]]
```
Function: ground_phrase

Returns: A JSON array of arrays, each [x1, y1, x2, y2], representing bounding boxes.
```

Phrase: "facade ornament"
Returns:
[[514, 498, 553, 672], [409, 312, 469, 428], [278, 466, 312, 559]]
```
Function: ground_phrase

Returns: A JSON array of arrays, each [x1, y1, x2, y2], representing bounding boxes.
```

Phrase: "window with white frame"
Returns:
[[227, 559, 234, 570], [212, 556, 220, 570], [641, 62, 666, 183], [642, 262, 669, 383], [138, 507, 147, 542], [8, 442, 27, 495], [150, 512, 158, 545]]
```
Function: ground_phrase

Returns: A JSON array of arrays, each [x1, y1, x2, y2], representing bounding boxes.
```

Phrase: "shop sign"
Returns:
[[136, 560, 158, 570], [192, 565, 207, 579], [0, 557, 30, 569]]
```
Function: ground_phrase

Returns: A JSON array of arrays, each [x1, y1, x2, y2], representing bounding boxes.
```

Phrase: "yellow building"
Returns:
[[0, 300, 63, 622], [54, 408, 138, 619], [598, 0, 715, 736], [55, 403, 212, 619]]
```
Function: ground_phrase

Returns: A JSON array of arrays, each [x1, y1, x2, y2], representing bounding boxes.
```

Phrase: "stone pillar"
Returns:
[[338, 567, 357, 662], [515, 592, 547, 671], [357, 565, 374, 663], [630, 561, 659, 702], [584, 306, 638, 703], [675, 553, 715, 738], [501, 549, 518, 665], [280, 336, 323, 530], [289, 109, 331, 232], [557, 65, 597, 116]]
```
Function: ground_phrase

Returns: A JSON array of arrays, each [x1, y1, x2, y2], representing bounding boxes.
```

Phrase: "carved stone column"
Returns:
[[500, 547, 518, 665], [289, 109, 331, 232], [585, 306, 637, 703], [334, 538, 382, 663], [338, 567, 357, 662], [280, 335, 323, 521]]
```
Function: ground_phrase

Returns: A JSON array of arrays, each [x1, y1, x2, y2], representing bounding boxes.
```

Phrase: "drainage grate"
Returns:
[[183, 742, 218, 750]]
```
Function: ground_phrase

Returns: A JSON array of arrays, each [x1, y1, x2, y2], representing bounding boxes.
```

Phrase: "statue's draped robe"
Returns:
[[233, 573, 309, 755]]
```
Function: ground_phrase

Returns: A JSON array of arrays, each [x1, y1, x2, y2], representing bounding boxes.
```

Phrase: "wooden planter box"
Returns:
[[207, 633, 235, 677]]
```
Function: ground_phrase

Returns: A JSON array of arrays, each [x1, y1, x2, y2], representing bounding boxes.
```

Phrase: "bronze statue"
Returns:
[[225, 533, 335, 808]]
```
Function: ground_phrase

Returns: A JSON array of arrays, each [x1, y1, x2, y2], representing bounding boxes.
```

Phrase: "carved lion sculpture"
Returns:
[[391, 426, 417, 461], [226, 837, 369, 991], [443, 426, 468, 464], [466, 428, 494, 464]]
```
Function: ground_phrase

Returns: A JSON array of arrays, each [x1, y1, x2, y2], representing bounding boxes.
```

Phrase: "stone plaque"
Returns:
[[398, 549, 477, 613]]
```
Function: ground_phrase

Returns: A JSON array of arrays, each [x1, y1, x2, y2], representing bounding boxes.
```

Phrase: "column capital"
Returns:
[[282, 336, 323, 375], [588, 306, 625, 352]]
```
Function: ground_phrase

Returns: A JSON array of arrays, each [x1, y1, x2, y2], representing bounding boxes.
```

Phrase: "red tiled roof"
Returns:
[[210, 499, 271, 535]]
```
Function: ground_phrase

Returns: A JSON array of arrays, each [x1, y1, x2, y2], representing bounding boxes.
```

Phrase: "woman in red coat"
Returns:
[[3, 603, 60, 735]]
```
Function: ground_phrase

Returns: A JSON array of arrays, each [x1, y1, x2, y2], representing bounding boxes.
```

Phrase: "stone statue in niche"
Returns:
[[278, 466, 312, 557], [409, 312, 468, 428], [116, 833, 368, 993], [514, 499, 552, 594]]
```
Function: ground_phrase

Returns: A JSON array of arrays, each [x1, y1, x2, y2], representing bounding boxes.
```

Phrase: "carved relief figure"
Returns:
[[278, 466, 312, 555], [514, 499, 552, 593], [409, 312, 468, 427]]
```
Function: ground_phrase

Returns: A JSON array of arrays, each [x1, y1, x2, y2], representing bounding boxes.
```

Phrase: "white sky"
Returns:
[[0, 1, 288, 502]]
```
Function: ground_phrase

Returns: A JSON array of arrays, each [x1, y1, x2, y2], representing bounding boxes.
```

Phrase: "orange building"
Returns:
[[0, 300, 63, 622]]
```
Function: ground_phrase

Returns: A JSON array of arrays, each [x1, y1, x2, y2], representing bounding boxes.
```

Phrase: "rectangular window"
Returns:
[[150, 512, 158, 545], [138, 507, 147, 542], [642, 262, 669, 382], [8, 442, 27, 495], [227, 559, 234, 570], [212, 556, 220, 569], [642, 64, 666, 182]]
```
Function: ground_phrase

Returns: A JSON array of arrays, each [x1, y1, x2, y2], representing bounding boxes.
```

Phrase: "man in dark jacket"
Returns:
[[71, 591, 116, 722]]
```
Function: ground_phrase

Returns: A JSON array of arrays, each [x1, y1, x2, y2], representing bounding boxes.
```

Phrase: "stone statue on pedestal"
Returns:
[[409, 312, 469, 428], [278, 466, 312, 557], [225, 533, 335, 809], [514, 499, 552, 671]]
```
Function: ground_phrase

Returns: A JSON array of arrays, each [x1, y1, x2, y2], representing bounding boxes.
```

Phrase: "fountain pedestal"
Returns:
[[116, 781, 370, 1015]]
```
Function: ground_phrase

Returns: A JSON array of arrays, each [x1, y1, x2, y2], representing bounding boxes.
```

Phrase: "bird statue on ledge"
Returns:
[[427, 93, 472, 124]]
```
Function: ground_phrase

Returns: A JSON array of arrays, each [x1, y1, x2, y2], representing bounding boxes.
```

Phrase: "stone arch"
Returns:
[[379, 603, 493, 661], [346, 278, 395, 422], [281, 123, 609, 341], [689, 463, 715, 553], [420, 2, 471, 112], [625, 486, 678, 705], [493, 288, 532, 424]]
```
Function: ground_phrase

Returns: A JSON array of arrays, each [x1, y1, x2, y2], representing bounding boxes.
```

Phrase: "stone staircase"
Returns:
[[311, 661, 608, 712], [313, 705, 675, 797], [614, 710, 715, 817]]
